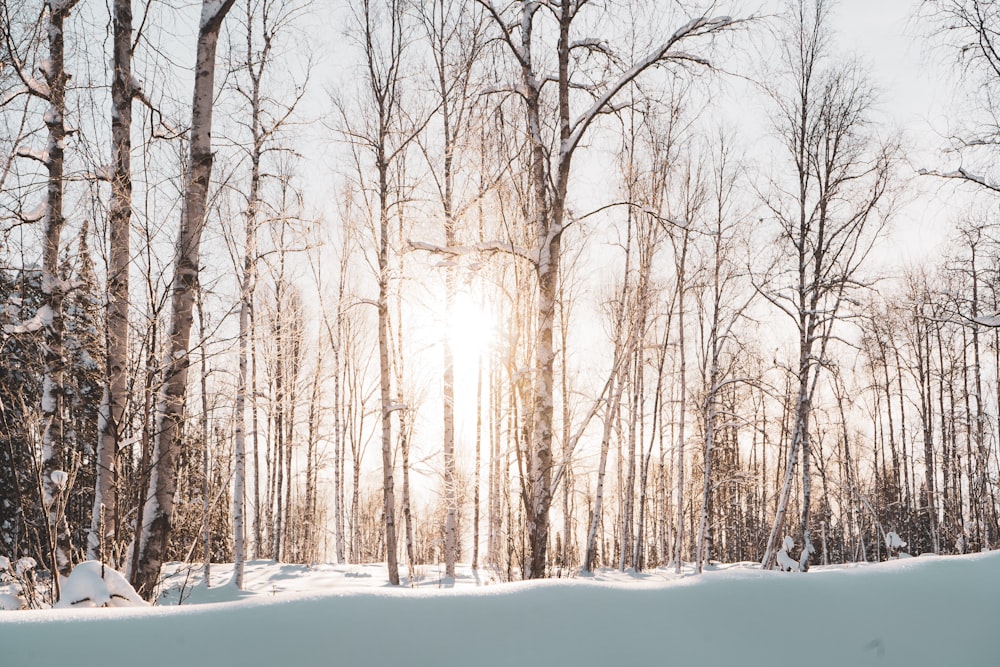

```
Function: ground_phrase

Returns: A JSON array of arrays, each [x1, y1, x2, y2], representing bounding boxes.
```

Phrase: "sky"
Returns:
[[297, 0, 968, 267], [831, 0, 968, 266]]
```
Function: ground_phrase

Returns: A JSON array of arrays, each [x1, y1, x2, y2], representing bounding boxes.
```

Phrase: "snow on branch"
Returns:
[[775, 536, 798, 572], [15, 557, 36, 577], [7, 60, 51, 100], [15, 145, 50, 165], [0, 86, 30, 107], [972, 314, 1000, 327], [21, 73, 50, 100], [918, 167, 1000, 194], [659, 51, 711, 67], [19, 202, 47, 223], [481, 82, 528, 99], [49, 0, 84, 14], [199, 0, 236, 32], [3, 304, 53, 335], [885, 531, 907, 551], [50, 470, 68, 491], [409, 239, 534, 263], [569, 38, 615, 60]]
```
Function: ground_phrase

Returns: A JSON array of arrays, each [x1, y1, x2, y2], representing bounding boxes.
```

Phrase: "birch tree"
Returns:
[[416, 0, 488, 580], [3, 0, 84, 582], [758, 0, 894, 571], [693, 136, 753, 572], [339, 0, 428, 585], [669, 161, 700, 573], [476, 0, 735, 578], [583, 97, 679, 572], [582, 250, 638, 572], [132, 0, 236, 599], [226, 0, 307, 588], [88, 0, 134, 566]]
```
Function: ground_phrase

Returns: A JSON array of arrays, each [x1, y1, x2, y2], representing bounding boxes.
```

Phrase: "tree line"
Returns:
[[1, 0, 999, 602]]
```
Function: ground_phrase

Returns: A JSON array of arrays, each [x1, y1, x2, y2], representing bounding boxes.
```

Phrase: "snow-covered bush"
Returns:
[[55, 561, 147, 608], [885, 531, 908, 559], [775, 536, 798, 572], [0, 592, 24, 610], [0, 554, 36, 609]]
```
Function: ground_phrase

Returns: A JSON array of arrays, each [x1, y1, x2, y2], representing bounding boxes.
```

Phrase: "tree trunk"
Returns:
[[378, 153, 400, 584], [304, 341, 322, 562], [198, 290, 211, 585], [472, 358, 483, 571], [36, 0, 82, 587], [271, 285, 285, 562], [232, 267, 249, 585], [90, 0, 132, 565], [132, 0, 235, 599], [251, 288, 262, 559], [584, 382, 620, 572], [673, 234, 689, 573]]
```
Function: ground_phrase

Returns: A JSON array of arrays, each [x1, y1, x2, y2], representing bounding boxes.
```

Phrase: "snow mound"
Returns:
[[0, 593, 24, 610], [14, 557, 36, 577], [54, 561, 147, 608], [776, 535, 798, 571], [885, 531, 906, 550], [1, 552, 998, 666]]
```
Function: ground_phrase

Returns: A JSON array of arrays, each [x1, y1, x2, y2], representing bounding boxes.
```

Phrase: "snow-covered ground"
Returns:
[[2, 552, 998, 666]]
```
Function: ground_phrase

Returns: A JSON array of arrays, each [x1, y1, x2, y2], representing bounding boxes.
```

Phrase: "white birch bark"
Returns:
[[132, 0, 236, 599], [198, 291, 211, 585], [89, 0, 132, 564], [229, 0, 266, 586], [232, 270, 249, 586], [35, 0, 82, 583], [377, 166, 400, 583], [333, 236, 350, 563], [673, 230, 690, 574]]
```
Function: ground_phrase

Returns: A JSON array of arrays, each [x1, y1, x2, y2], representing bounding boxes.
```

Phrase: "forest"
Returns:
[[1, 0, 999, 605]]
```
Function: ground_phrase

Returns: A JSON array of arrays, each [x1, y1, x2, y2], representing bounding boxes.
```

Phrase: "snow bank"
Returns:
[[0, 593, 23, 610], [55, 561, 147, 608], [1, 552, 998, 667]]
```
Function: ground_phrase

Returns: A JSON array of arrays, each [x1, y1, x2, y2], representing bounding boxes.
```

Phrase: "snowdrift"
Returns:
[[1, 551, 998, 667]]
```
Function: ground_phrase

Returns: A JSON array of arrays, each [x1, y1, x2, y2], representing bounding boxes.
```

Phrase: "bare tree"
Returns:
[[3, 0, 85, 584], [692, 135, 754, 572], [415, 0, 489, 580], [758, 0, 894, 571], [476, 0, 736, 578], [132, 0, 237, 600], [224, 0, 307, 588], [87, 0, 134, 566], [920, 1, 1000, 195], [338, 0, 429, 585]]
